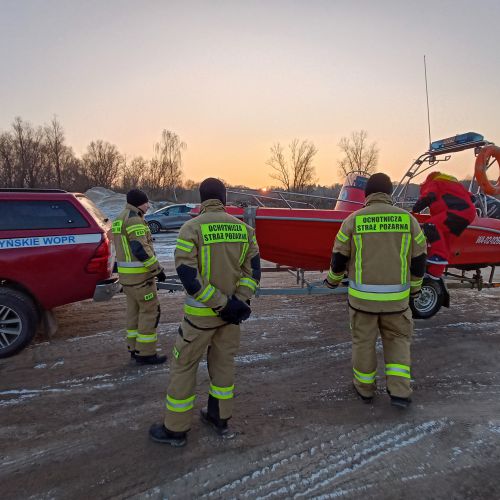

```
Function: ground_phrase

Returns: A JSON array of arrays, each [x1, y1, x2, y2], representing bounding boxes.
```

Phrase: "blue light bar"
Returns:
[[430, 132, 484, 151]]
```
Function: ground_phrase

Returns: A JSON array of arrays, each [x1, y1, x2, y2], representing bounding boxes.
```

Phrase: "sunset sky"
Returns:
[[1, 0, 499, 188]]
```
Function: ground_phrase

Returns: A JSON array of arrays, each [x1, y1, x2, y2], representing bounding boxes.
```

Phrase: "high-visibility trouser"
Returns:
[[123, 280, 161, 356], [349, 306, 413, 399], [164, 318, 241, 433]]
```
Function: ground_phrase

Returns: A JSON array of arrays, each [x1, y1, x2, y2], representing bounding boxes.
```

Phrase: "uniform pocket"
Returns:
[[173, 320, 201, 361], [348, 307, 357, 331], [402, 308, 414, 337]]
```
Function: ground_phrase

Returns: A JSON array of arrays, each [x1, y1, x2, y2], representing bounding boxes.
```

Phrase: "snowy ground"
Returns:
[[1, 188, 499, 498], [1, 249, 500, 498]]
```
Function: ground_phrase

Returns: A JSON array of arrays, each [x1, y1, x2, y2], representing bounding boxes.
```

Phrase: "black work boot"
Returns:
[[149, 424, 187, 447], [200, 408, 234, 438], [129, 350, 137, 360], [135, 353, 167, 365], [353, 384, 373, 404], [390, 395, 412, 409], [387, 389, 412, 409]]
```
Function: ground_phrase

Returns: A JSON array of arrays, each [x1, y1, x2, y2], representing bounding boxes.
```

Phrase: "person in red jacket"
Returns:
[[412, 172, 476, 278]]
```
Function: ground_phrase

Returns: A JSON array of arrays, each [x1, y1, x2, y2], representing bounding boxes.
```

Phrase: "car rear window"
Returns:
[[0, 200, 89, 230], [76, 195, 110, 227]]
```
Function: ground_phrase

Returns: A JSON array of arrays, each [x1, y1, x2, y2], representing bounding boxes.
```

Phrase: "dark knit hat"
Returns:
[[126, 189, 149, 208], [365, 173, 393, 196], [199, 177, 226, 205]]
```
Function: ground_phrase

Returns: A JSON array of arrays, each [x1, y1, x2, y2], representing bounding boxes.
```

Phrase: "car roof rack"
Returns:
[[0, 188, 67, 193]]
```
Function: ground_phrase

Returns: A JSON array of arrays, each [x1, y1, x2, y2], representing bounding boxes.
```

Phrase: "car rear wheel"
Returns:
[[148, 221, 161, 234], [410, 277, 445, 319], [0, 289, 38, 358]]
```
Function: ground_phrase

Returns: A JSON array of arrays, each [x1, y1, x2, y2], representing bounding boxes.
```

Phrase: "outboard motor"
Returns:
[[334, 172, 369, 211]]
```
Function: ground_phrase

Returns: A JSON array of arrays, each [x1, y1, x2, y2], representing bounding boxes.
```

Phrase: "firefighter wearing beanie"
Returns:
[[150, 178, 261, 447], [112, 189, 167, 365], [325, 173, 427, 408]]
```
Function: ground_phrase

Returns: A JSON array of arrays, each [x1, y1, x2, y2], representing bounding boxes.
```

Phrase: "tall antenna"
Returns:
[[424, 55, 432, 148]]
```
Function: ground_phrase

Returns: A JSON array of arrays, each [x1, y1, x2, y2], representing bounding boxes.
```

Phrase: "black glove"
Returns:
[[323, 279, 338, 290], [218, 295, 251, 324], [410, 290, 421, 299], [412, 199, 426, 213], [156, 270, 167, 282]]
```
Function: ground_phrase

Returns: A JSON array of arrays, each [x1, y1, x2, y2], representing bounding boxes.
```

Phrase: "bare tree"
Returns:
[[0, 131, 15, 187], [337, 130, 379, 178], [82, 140, 122, 189], [267, 139, 317, 191], [121, 156, 148, 191], [44, 116, 66, 188], [183, 179, 199, 191], [11, 117, 47, 188], [147, 130, 186, 201]]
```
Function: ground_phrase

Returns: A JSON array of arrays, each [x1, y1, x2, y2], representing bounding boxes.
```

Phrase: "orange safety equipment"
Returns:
[[475, 145, 500, 196]]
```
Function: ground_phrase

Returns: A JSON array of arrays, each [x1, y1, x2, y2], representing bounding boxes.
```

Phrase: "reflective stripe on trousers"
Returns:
[[209, 383, 234, 400], [353, 367, 376, 384], [136, 333, 158, 343], [126, 329, 138, 339], [166, 394, 196, 412], [385, 363, 411, 379]]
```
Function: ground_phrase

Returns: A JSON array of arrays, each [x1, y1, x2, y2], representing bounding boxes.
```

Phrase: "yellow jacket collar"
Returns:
[[126, 203, 145, 216], [200, 199, 225, 213], [365, 192, 393, 206]]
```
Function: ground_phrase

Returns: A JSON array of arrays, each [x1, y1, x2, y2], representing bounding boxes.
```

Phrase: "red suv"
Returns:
[[0, 189, 120, 358]]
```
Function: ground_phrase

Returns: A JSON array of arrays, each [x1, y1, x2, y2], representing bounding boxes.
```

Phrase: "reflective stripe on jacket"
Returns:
[[330, 193, 427, 313], [175, 199, 260, 328], [112, 203, 161, 286]]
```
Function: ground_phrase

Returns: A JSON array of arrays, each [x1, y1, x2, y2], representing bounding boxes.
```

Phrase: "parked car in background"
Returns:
[[144, 203, 197, 233], [0, 189, 120, 358]]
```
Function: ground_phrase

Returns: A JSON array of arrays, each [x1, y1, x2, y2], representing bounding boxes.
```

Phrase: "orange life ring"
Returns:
[[475, 145, 500, 195]]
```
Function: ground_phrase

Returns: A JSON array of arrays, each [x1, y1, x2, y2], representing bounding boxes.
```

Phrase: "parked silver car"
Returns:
[[144, 203, 196, 233]]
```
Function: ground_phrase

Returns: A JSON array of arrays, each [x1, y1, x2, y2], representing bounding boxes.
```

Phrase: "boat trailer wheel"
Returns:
[[410, 278, 445, 319]]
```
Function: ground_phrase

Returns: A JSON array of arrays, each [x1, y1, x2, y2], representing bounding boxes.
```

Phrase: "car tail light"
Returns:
[[86, 234, 111, 275]]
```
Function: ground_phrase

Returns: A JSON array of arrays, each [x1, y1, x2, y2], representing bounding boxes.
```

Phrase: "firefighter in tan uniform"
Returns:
[[112, 189, 167, 365], [149, 178, 260, 446], [326, 173, 427, 408]]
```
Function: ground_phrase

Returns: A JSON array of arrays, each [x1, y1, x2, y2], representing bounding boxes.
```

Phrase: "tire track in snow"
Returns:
[[195, 420, 449, 499]]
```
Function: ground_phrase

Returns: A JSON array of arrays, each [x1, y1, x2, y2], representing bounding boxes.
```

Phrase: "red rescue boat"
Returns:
[[188, 132, 499, 318]]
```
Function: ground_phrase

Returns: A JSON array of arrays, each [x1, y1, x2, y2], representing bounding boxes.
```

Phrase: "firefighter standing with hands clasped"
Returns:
[[150, 178, 261, 446], [325, 173, 427, 408], [112, 189, 167, 365]]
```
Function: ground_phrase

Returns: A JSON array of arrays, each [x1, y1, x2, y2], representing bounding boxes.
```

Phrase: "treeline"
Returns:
[[0, 117, 186, 201], [0, 115, 349, 205]]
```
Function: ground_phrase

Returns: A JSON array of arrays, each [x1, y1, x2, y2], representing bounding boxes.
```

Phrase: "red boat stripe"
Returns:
[[467, 226, 500, 235], [255, 216, 344, 223]]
